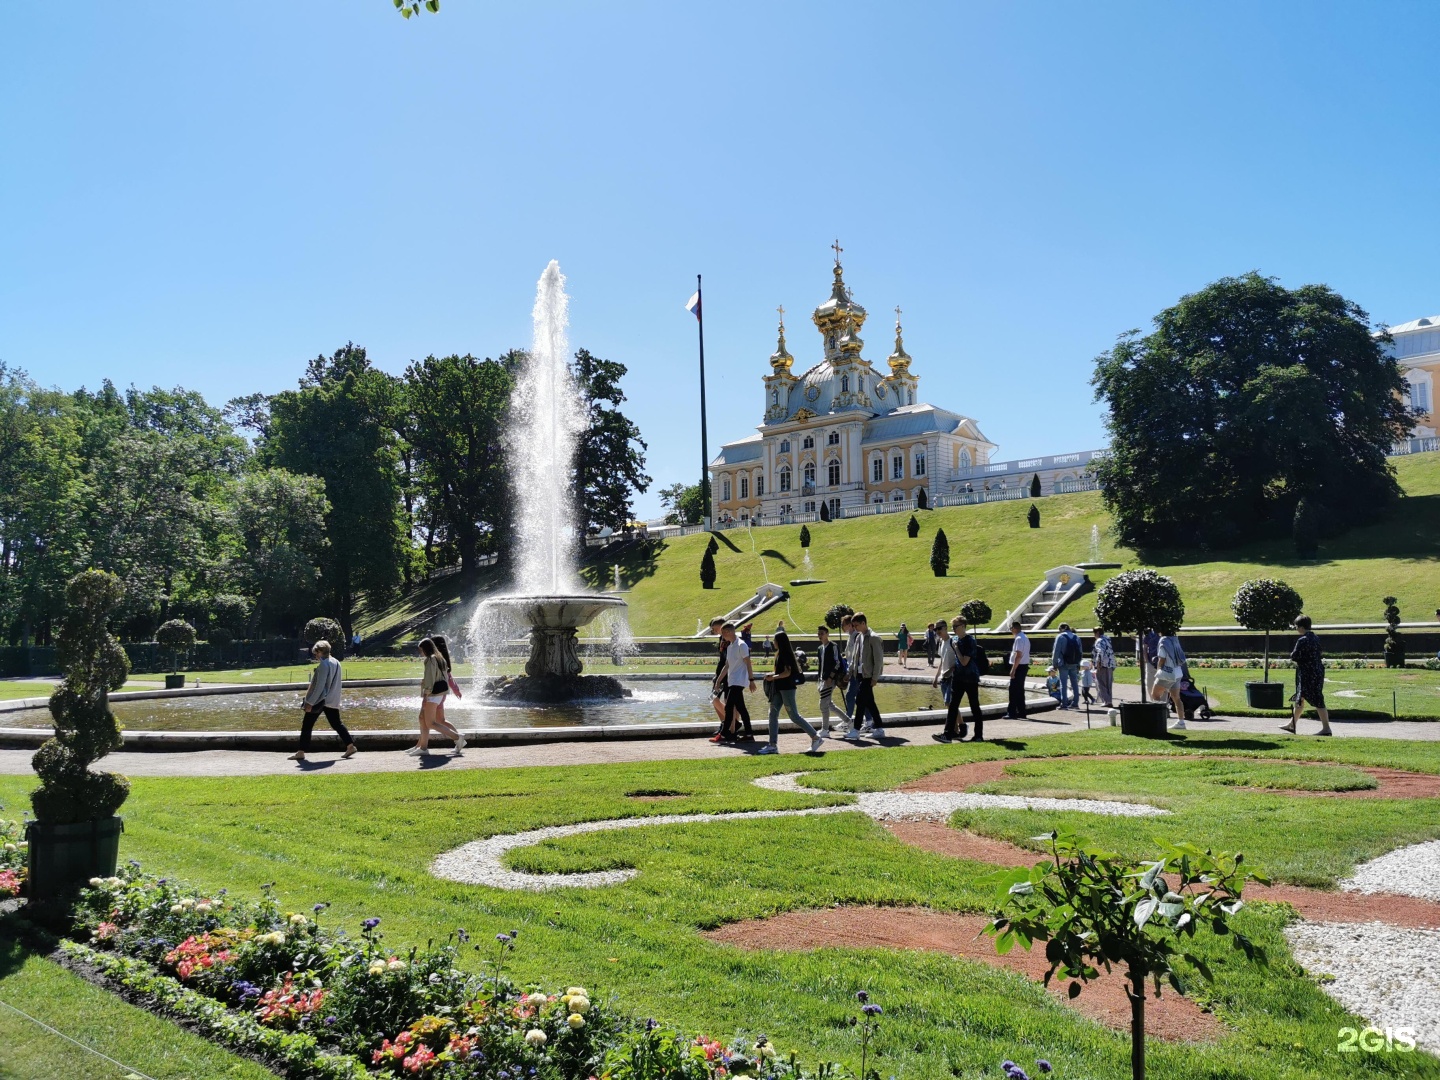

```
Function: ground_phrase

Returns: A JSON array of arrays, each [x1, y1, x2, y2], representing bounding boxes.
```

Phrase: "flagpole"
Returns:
[[696, 273, 712, 531]]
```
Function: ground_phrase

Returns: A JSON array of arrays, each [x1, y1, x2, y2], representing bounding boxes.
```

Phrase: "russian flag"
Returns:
[[685, 291, 701, 319]]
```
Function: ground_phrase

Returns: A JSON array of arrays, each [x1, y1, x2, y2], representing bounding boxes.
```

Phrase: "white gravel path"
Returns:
[[1284, 921, 1440, 1052], [432, 771, 1166, 890], [1341, 839, 1440, 902]]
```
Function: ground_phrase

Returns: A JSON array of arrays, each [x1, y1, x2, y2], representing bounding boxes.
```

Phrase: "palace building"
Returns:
[[1385, 315, 1438, 446], [708, 255, 1095, 525]]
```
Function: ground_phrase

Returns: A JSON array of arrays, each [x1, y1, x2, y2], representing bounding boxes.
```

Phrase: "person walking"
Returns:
[[935, 616, 983, 742], [431, 634, 464, 749], [1142, 627, 1161, 691], [1281, 615, 1333, 736], [1050, 623, 1083, 709], [924, 623, 938, 668], [712, 621, 756, 743], [288, 640, 356, 762], [1005, 620, 1031, 720], [1153, 628, 1188, 730], [705, 616, 728, 732], [815, 624, 854, 737], [1091, 628, 1115, 708], [761, 629, 824, 755], [842, 614, 861, 718], [408, 637, 464, 757], [896, 623, 911, 668], [848, 612, 887, 740], [1080, 659, 1096, 706]]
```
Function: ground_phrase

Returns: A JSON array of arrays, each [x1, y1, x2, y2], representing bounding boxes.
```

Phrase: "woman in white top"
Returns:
[[1154, 631, 1188, 730], [407, 637, 466, 757]]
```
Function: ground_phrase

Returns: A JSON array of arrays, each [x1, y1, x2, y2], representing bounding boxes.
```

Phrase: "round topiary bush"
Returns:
[[1094, 569, 1185, 691], [959, 599, 992, 627], [211, 593, 252, 638], [31, 570, 131, 824], [155, 619, 196, 673], [825, 603, 854, 630], [303, 617, 344, 653], [1231, 579, 1303, 682]]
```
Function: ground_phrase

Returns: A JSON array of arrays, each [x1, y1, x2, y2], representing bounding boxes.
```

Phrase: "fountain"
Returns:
[[1089, 524, 1101, 564], [469, 261, 628, 702]]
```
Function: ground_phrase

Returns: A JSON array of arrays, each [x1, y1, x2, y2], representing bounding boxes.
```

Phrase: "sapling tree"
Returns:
[[155, 618, 195, 674], [1231, 580, 1303, 682], [930, 528, 950, 577], [986, 831, 1268, 1080], [960, 599, 992, 628], [1094, 570, 1185, 695], [31, 570, 131, 824], [825, 603, 854, 630], [906, 514, 920, 538], [799, 524, 811, 548], [699, 547, 716, 590]]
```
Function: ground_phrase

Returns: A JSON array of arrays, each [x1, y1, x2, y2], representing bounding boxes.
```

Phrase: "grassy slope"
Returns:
[[4, 734, 1439, 1079]]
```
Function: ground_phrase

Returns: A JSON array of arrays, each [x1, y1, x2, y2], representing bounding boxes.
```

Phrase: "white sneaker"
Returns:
[[404, 745, 423, 756], [757, 744, 779, 755], [843, 730, 861, 742], [810, 737, 825, 753], [870, 726, 887, 739], [819, 723, 831, 737], [454, 732, 466, 754], [1171, 720, 1187, 730]]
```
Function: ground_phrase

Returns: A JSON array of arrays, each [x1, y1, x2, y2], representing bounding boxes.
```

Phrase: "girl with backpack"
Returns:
[[760, 628, 824, 755], [814, 624, 853, 737], [408, 637, 465, 757]]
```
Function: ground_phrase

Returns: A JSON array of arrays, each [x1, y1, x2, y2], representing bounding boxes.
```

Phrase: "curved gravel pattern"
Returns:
[[433, 772, 1166, 890], [1342, 839, 1440, 902], [1285, 921, 1440, 1051]]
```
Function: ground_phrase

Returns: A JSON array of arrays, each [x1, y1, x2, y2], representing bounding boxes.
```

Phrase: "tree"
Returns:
[[699, 547, 716, 589], [1231, 580, 1303, 682], [572, 349, 651, 542], [1029, 473, 1041, 498], [303, 617, 344, 654], [1383, 596, 1404, 667], [395, 0, 441, 18], [1292, 496, 1320, 557], [658, 483, 687, 525], [1094, 569, 1185, 694], [819, 501, 831, 522], [1093, 273, 1412, 549], [960, 599, 992, 627], [916, 488, 929, 510], [1027, 504, 1040, 528], [987, 831, 1267, 1080], [399, 352, 517, 577], [31, 570, 130, 824], [226, 469, 329, 635], [706, 534, 719, 557], [799, 524, 811, 548], [825, 603, 854, 630], [906, 515, 920, 538], [930, 527, 950, 577], [155, 619, 196, 674], [676, 483, 706, 526], [263, 344, 407, 642]]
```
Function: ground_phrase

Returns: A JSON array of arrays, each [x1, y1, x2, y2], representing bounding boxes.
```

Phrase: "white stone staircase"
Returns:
[[997, 566, 1090, 633]]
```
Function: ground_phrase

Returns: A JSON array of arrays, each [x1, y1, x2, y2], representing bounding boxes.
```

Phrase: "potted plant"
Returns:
[[27, 570, 131, 903], [155, 618, 196, 689], [1093, 569, 1185, 737], [1231, 580, 1302, 709]]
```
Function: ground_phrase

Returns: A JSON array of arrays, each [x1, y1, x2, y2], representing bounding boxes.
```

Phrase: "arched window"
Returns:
[[827, 334, 836, 350], [722, 478, 732, 502], [779, 466, 791, 492], [872, 492, 883, 503], [858, 375, 865, 392], [892, 454, 904, 480], [827, 459, 841, 486], [871, 458, 883, 483], [772, 390, 778, 406], [755, 474, 764, 497], [803, 462, 816, 486], [828, 431, 840, 445], [907, 390, 914, 405], [959, 447, 972, 469], [914, 452, 926, 477], [802, 434, 814, 449], [739, 476, 748, 500], [841, 374, 850, 393], [779, 439, 791, 453], [892, 490, 904, 501]]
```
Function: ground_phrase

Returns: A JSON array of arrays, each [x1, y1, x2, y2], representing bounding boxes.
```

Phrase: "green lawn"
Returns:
[[1176, 664, 1440, 720], [0, 937, 275, 1080], [6, 732, 1440, 1078], [0, 683, 54, 701]]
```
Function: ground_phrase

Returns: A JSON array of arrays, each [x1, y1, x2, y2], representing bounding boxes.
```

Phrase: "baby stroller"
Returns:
[[1170, 665, 1214, 721]]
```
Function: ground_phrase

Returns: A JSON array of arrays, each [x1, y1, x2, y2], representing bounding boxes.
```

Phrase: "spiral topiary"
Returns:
[[31, 570, 131, 824]]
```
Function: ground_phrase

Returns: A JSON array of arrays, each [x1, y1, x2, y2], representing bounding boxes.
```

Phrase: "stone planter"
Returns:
[[1245, 681, 1286, 709], [1119, 702, 1169, 737], [25, 816, 123, 901], [164, 674, 186, 689]]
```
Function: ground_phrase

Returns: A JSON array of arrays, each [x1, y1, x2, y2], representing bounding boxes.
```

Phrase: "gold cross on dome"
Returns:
[[894, 305, 903, 325], [831, 239, 843, 265], [777, 304, 785, 323]]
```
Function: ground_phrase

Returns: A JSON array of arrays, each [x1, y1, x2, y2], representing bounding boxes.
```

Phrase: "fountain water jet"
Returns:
[[469, 261, 627, 701]]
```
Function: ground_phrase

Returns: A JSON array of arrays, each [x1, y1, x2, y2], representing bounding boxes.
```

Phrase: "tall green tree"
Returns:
[[225, 468, 330, 634], [399, 352, 518, 577], [571, 349, 651, 540], [262, 344, 407, 640], [1092, 273, 1412, 549]]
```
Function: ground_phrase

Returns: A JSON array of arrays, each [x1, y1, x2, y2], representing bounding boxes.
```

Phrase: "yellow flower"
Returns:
[[568, 1013, 586, 1030]]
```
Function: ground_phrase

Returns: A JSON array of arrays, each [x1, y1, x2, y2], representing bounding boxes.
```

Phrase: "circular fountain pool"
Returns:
[[4, 679, 1003, 732]]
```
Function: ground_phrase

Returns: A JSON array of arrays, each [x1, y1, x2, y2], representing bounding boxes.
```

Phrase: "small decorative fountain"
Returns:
[[469, 261, 629, 703]]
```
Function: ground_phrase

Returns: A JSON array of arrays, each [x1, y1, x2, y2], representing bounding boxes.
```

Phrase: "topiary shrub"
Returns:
[[930, 527, 950, 577], [31, 570, 131, 824], [1292, 496, 1320, 557], [960, 599, 992, 628], [1094, 569, 1185, 693], [906, 515, 920, 538], [819, 502, 831, 522], [155, 619, 196, 674], [1029, 473, 1042, 498], [799, 525, 811, 548], [1382, 596, 1404, 667], [700, 547, 716, 590], [825, 603, 854, 630], [303, 617, 344, 652], [1027, 504, 1040, 528], [706, 535, 719, 557], [1231, 580, 1303, 683]]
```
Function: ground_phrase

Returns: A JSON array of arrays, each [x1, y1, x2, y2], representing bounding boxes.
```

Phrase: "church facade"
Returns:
[[709, 257, 999, 524]]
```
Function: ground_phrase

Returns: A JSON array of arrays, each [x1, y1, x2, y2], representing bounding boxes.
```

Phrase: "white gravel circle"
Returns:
[[432, 771, 1166, 891], [1285, 921, 1440, 1052], [1342, 839, 1440, 902]]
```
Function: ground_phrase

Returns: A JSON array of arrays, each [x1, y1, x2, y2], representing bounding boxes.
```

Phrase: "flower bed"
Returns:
[[0, 809, 28, 897], [69, 867, 823, 1080]]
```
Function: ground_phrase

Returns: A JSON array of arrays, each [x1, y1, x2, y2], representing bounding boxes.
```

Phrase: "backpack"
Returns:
[[1061, 632, 1081, 666], [793, 649, 807, 686], [955, 635, 989, 679]]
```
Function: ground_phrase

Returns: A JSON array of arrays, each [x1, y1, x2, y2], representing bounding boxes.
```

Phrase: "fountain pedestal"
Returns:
[[527, 625, 583, 678], [480, 594, 629, 702]]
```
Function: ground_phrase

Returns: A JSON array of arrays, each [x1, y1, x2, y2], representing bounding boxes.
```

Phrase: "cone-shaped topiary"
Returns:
[[700, 547, 716, 589], [1028, 504, 1040, 528], [907, 515, 920, 538], [819, 502, 831, 522], [706, 535, 719, 557], [1231, 580, 1303, 683], [1030, 473, 1042, 498], [799, 525, 811, 548], [155, 618, 196, 674], [930, 527, 950, 577], [960, 599, 992, 627], [31, 570, 131, 824]]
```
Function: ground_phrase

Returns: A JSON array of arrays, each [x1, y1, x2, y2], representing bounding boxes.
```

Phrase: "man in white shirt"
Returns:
[[1006, 621, 1032, 720], [714, 621, 756, 742]]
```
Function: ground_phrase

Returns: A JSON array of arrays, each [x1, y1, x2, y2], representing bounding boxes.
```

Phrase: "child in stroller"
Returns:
[[1173, 664, 1213, 721]]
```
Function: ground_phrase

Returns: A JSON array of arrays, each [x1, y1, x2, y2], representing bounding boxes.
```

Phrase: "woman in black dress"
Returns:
[[1281, 615, 1333, 736]]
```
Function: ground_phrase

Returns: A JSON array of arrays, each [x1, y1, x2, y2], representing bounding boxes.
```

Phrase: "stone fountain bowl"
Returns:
[[481, 594, 627, 630]]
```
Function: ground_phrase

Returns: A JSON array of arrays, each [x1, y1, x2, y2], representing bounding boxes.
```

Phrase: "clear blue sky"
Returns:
[[3, 2, 1437, 518]]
